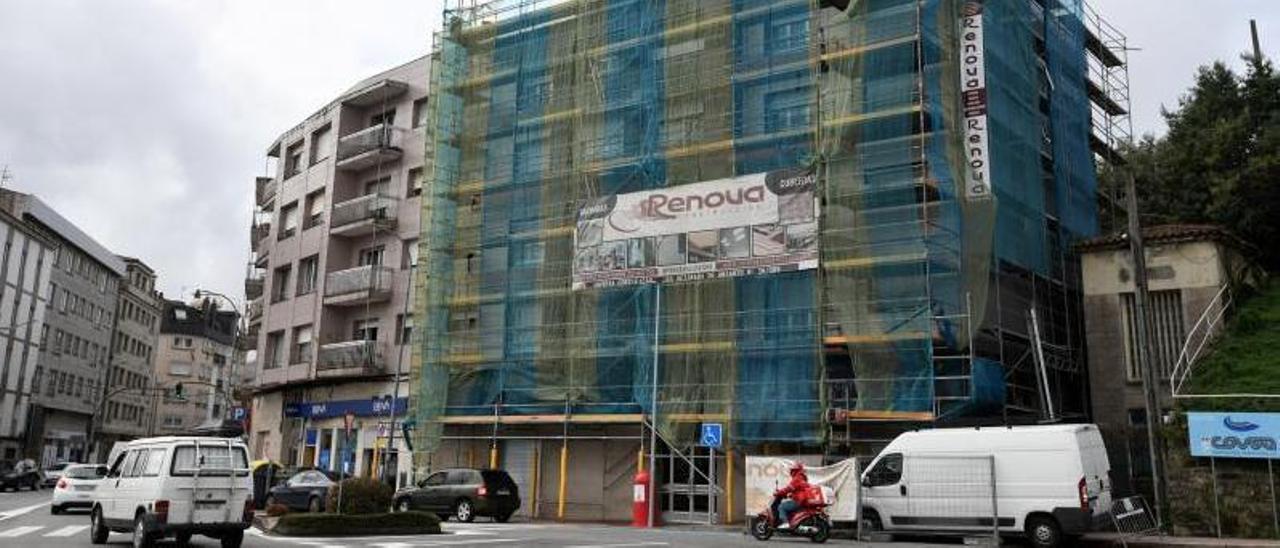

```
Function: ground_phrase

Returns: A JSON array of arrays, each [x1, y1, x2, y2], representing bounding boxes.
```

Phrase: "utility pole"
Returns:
[[1125, 170, 1167, 527]]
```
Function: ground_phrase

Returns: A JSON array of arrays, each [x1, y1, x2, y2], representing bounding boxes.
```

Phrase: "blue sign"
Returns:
[[231, 406, 248, 422], [1188, 412, 1280, 459], [284, 397, 407, 420], [700, 423, 723, 448]]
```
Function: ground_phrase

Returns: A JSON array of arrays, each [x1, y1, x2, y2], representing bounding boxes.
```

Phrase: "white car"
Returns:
[[860, 424, 1113, 548], [50, 463, 108, 514], [89, 436, 253, 548]]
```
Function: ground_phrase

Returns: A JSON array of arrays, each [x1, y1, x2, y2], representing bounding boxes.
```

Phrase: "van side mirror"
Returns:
[[861, 477, 872, 488]]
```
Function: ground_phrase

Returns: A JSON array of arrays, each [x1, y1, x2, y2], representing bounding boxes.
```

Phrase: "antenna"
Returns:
[[0, 166, 11, 189]]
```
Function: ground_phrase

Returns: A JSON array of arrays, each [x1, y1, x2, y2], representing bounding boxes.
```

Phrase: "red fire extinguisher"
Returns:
[[632, 470, 658, 527]]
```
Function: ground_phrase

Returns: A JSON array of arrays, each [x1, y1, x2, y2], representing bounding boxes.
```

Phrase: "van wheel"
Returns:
[[1025, 515, 1062, 548], [50, 505, 62, 515], [396, 499, 412, 513], [175, 532, 193, 547], [132, 512, 155, 548], [454, 499, 475, 522], [220, 529, 244, 548], [89, 507, 109, 544], [860, 510, 883, 535], [308, 496, 322, 513]]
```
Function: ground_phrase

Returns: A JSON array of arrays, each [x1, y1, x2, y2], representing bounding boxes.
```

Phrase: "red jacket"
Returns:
[[774, 471, 812, 503]]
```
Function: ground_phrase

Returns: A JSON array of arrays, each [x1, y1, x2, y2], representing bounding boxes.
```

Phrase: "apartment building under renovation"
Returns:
[[410, 0, 1132, 522]]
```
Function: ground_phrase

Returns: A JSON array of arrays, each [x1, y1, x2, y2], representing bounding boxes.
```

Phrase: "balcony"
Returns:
[[316, 340, 385, 377], [244, 273, 264, 300], [247, 298, 263, 323], [329, 194, 399, 237], [322, 265, 394, 306], [255, 177, 277, 210], [250, 222, 271, 253], [341, 79, 408, 107], [336, 124, 403, 172]]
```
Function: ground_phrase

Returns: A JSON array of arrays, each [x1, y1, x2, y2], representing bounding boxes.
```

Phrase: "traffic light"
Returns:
[[173, 383, 186, 401]]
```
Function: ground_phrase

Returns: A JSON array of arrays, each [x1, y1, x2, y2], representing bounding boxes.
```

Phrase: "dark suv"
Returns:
[[394, 468, 519, 523]]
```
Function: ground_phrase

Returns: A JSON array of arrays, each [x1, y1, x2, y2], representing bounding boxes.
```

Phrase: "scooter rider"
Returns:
[[773, 463, 812, 530]]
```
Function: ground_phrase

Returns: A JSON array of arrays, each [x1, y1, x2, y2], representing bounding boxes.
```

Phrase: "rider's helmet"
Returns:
[[789, 462, 805, 475]]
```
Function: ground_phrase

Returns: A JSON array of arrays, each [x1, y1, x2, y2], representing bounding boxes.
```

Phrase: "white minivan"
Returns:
[[860, 424, 1112, 548], [89, 436, 253, 548]]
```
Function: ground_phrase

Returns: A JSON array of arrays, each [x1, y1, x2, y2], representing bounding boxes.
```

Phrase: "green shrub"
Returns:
[[264, 503, 289, 517], [324, 477, 393, 515], [273, 511, 441, 537]]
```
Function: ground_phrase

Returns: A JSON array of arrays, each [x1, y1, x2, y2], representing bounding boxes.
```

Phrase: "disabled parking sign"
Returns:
[[700, 423, 723, 448]]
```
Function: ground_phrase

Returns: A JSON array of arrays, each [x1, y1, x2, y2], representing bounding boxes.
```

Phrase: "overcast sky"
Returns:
[[0, 1, 1274, 304]]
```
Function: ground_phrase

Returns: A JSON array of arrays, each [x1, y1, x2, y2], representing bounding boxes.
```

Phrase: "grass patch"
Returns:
[[273, 511, 441, 537], [1184, 281, 1280, 411]]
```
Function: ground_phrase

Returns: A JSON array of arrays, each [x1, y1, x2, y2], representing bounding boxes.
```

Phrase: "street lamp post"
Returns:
[[193, 289, 243, 425]]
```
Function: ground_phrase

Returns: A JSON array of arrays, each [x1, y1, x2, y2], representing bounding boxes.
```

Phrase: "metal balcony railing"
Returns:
[[317, 340, 384, 373], [246, 298, 263, 323], [250, 222, 271, 251], [244, 274, 264, 300], [323, 265, 394, 298], [336, 123, 403, 163], [331, 193, 399, 229]]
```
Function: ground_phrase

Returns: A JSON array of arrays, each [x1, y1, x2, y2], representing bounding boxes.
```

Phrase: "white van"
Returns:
[[860, 424, 1112, 548], [89, 436, 253, 548]]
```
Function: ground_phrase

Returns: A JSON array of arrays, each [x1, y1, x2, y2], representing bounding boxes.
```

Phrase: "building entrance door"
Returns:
[[656, 443, 721, 524]]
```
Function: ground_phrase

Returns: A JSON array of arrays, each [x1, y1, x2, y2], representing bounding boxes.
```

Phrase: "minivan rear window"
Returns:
[[481, 470, 515, 489], [170, 444, 250, 477]]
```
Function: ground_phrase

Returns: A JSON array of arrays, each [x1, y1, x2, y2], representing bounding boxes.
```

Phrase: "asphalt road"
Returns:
[[0, 487, 953, 547]]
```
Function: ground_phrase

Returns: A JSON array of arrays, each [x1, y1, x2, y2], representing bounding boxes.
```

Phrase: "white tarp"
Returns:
[[744, 456, 861, 522]]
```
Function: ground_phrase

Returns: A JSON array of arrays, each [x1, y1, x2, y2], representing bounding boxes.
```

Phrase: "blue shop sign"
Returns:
[[285, 397, 407, 420], [1188, 412, 1280, 460]]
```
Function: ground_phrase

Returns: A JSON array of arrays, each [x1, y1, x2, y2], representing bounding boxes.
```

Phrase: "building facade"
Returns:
[[246, 57, 428, 484], [0, 208, 53, 461], [1080, 224, 1262, 497], [154, 299, 239, 434], [411, 0, 1130, 521], [98, 258, 162, 445], [0, 190, 125, 465]]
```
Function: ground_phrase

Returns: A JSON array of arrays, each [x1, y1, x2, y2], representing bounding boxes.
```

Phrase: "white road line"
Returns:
[[44, 524, 90, 537], [0, 525, 44, 537], [418, 540, 522, 546], [0, 503, 46, 522]]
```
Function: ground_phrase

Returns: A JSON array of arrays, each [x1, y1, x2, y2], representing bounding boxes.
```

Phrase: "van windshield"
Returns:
[[170, 444, 250, 477]]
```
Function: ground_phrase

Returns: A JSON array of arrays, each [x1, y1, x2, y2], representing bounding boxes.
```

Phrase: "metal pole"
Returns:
[[1028, 309, 1056, 421], [989, 455, 999, 545], [1270, 459, 1278, 539], [1210, 456, 1221, 538], [384, 263, 414, 488], [647, 283, 661, 528], [1125, 170, 1167, 527]]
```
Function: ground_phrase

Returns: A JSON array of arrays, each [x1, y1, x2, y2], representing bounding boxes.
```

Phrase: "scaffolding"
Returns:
[[411, 0, 1117, 461]]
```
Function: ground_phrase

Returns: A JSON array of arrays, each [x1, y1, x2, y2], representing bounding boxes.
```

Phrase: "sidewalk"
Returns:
[[1081, 533, 1280, 547]]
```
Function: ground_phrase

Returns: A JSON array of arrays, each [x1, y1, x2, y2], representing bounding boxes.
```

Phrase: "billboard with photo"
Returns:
[[573, 169, 818, 290]]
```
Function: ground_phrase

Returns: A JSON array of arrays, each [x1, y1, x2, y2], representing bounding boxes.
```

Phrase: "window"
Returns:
[[142, 448, 166, 476], [865, 453, 903, 487], [170, 362, 192, 376], [396, 314, 414, 345], [309, 124, 332, 165], [412, 97, 429, 128], [272, 265, 292, 303], [170, 445, 249, 477], [304, 189, 326, 229], [406, 167, 424, 198], [422, 472, 447, 487], [364, 176, 391, 197], [358, 246, 385, 268], [401, 239, 419, 270], [265, 331, 285, 370], [279, 202, 299, 240], [117, 450, 140, 478], [353, 319, 379, 342], [1120, 290, 1186, 382], [292, 325, 313, 364], [285, 140, 304, 178], [370, 108, 396, 127], [297, 255, 319, 296]]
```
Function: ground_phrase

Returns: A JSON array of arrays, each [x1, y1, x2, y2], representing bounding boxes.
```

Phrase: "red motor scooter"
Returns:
[[750, 493, 832, 543]]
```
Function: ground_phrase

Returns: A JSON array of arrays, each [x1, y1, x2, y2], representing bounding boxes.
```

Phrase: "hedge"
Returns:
[[324, 477, 393, 515], [273, 511, 441, 537]]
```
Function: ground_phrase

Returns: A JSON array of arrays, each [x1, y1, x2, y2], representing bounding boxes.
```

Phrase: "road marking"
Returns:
[[45, 525, 89, 537], [0, 525, 44, 537], [0, 503, 46, 522], [419, 540, 522, 546]]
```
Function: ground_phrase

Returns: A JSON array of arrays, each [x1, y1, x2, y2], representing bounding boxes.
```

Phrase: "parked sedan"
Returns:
[[0, 459, 41, 491], [41, 462, 69, 488], [393, 468, 519, 523], [49, 464, 107, 514], [265, 470, 338, 513]]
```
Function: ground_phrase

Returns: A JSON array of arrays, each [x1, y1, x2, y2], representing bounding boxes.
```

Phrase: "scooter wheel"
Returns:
[[809, 518, 831, 544], [750, 516, 774, 541]]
